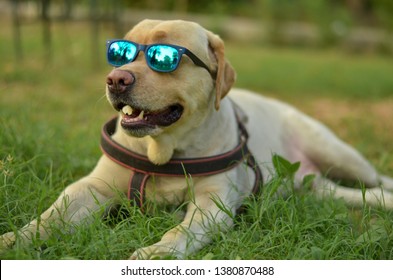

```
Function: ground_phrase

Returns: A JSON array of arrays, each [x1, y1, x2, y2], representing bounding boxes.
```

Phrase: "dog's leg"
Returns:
[[0, 155, 128, 253], [314, 176, 393, 208], [285, 111, 383, 188], [0, 178, 112, 250], [381, 175, 393, 192], [284, 111, 393, 209], [130, 174, 238, 259]]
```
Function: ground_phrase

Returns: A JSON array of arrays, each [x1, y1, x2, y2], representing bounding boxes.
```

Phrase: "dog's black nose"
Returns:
[[106, 69, 135, 94]]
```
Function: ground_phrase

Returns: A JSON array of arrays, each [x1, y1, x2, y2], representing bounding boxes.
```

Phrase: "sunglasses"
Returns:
[[106, 40, 213, 77]]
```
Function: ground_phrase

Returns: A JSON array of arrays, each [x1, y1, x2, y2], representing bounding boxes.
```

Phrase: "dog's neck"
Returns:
[[111, 99, 238, 165]]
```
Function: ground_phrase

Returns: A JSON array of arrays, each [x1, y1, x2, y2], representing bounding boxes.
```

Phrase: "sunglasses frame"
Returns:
[[106, 39, 214, 77]]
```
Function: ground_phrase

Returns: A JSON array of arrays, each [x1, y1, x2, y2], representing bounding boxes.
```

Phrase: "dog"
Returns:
[[1, 19, 393, 259]]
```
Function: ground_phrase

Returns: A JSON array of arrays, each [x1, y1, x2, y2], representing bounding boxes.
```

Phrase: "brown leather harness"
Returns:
[[100, 114, 263, 211]]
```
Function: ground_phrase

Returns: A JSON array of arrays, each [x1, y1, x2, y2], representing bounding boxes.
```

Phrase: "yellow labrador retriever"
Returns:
[[1, 19, 393, 259]]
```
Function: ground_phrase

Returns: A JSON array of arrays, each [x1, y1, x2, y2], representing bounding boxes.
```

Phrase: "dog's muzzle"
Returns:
[[106, 69, 184, 135]]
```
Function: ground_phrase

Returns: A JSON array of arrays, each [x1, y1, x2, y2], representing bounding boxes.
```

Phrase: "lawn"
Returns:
[[1, 20, 393, 260]]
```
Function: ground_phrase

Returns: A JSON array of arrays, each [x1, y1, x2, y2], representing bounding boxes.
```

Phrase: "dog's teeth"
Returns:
[[138, 110, 144, 120], [122, 105, 133, 115]]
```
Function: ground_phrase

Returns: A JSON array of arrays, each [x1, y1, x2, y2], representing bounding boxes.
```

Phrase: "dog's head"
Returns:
[[105, 19, 236, 138]]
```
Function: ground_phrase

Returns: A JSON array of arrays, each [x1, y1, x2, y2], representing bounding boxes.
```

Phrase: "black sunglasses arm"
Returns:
[[184, 49, 216, 79]]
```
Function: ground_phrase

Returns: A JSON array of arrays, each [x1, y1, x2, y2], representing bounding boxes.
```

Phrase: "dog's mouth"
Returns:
[[117, 103, 184, 131]]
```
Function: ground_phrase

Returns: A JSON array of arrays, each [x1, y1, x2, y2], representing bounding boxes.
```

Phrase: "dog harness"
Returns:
[[100, 114, 263, 211]]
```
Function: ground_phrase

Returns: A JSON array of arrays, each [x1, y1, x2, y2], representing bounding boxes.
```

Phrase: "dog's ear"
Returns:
[[206, 31, 236, 110]]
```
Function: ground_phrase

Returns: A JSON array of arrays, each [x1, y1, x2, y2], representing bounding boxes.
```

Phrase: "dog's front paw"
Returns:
[[130, 242, 181, 260], [0, 232, 16, 254]]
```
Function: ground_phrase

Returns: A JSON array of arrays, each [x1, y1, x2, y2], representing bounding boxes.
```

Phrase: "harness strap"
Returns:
[[100, 115, 263, 211], [128, 172, 150, 208]]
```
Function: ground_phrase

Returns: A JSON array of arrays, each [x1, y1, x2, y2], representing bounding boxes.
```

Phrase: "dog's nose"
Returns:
[[106, 69, 135, 94]]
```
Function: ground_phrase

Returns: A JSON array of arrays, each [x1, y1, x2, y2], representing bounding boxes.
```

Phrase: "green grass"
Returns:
[[1, 20, 393, 260], [227, 44, 393, 100]]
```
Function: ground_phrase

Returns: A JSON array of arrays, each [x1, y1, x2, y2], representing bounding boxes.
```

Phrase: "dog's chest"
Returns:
[[144, 176, 189, 206]]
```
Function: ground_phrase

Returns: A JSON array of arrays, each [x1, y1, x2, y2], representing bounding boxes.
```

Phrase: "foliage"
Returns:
[[27, 0, 393, 30], [118, 0, 392, 29]]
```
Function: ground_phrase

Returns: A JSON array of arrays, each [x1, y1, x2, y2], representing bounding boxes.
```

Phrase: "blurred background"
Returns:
[[2, 0, 393, 60], [0, 0, 392, 174]]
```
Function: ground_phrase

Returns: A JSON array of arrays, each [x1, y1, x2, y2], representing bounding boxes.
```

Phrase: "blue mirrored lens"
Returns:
[[108, 41, 137, 67], [146, 45, 179, 72]]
